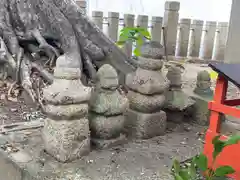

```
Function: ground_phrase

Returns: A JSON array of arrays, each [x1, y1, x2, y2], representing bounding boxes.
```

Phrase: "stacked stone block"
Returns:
[[164, 65, 195, 122], [42, 55, 91, 162], [89, 64, 128, 149], [125, 41, 169, 139]]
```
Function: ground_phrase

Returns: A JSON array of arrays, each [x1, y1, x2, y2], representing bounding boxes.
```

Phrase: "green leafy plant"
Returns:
[[172, 135, 240, 180], [116, 27, 151, 57]]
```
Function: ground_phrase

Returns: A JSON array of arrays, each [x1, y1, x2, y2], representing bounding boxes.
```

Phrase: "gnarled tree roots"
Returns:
[[0, 0, 117, 106]]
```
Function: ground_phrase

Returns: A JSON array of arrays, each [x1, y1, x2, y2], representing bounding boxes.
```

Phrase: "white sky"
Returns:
[[88, 0, 232, 22]]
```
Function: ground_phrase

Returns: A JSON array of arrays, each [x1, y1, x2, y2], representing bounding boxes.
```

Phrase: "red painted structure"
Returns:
[[204, 63, 240, 179]]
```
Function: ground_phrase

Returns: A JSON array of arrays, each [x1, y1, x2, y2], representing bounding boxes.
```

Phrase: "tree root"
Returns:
[[0, 0, 134, 107], [31, 62, 54, 84], [20, 54, 36, 102], [35, 77, 45, 110], [31, 29, 60, 64]]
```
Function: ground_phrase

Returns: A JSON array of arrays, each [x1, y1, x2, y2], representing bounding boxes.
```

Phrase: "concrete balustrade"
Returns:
[[199, 21, 217, 60], [137, 15, 149, 28], [162, 1, 180, 56], [76, 0, 87, 14], [212, 22, 229, 61], [77, 0, 231, 62], [107, 12, 120, 42], [187, 20, 204, 58], [225, 0, 240, 64], [91, 11, 103, 30], [123, 14, 135, 58], [175, 18, 191, 57], [151, 16, 163, 43]]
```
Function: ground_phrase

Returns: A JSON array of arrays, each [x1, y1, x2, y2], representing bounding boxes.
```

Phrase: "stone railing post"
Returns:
[[212, 22, 229, 61], [107, 12, 119, 42], [162, 1, 180, 56], [187, 20, 203, 58], [137, 15, 149, 28], [175, 18, 191, 57], [151, 16, 163, 43], [199, 21, 217, 60], [76, 0, 87, 15], [91, 11, 103, 30], [225, 0, 240, 64], [123, 14, 135, 58]]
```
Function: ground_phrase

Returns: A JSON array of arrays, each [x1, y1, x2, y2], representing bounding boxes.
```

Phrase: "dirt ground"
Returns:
[[0, 79, 45, 126], [1, 121, 206, 180]]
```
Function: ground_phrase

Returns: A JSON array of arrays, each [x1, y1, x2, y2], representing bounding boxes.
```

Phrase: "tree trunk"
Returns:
[[0, 0, 136, 103]]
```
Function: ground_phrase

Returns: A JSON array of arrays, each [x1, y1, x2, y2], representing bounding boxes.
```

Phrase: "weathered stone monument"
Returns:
[[164, 65, 195, 122], [192, 70, 214, 125], [42, 55, 91, 162], [89, 64, 128, 149], [125, 41, 169, 139], [194, 70, 214, 96]]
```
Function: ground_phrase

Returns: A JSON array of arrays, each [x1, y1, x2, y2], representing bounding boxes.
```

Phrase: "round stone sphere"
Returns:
[[140, 41, 164, 59], [96, 64, 119, 89]]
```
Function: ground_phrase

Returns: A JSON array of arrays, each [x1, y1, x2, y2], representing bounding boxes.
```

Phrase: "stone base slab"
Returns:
[[42, 118, 90, 162], [164, 110, 184, 123], [124, 109, 167, 139], [89, 114, 125, 139], [91, 134, 127, 149]]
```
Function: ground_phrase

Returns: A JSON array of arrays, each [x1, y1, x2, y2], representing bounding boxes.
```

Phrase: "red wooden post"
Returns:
[[204, 74, 240, 179]]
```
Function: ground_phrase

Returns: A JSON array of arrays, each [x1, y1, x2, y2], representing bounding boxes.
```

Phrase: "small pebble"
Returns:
[[87, 159, 93, 163], [10, 108, 18, 113], [180, 141, 187, 145]]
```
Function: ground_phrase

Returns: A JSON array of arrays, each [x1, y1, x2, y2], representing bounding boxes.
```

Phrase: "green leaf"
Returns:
[[174, 173, 184, 180], [136, 37, 144, 47], [116, 41, 126, 46], [215, 166, 235, 177], [179, 170, 190, 180], [133, 47, 141, 57], [212, 135, 225, 159], [172, 159, 181, 174], [138, 28, 151, 39], [129, 30, 136, 37], [212, 135, 221, 145], [224, 135, 240, 146], [213, 141, 225, 159], [194, 153, 208, 172], [188, 161, 196, 179], [119, 33, 129, 41]]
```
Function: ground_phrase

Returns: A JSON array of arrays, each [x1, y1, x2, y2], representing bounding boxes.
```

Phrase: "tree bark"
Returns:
[[0, 0, 136, 103]]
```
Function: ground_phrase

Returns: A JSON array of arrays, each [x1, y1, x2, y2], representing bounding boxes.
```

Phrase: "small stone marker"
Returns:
[[89, 64, 129, 149], [194, 70, 213, 96], [164, 65, 195, 122], [42, 55, 91, 162]]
